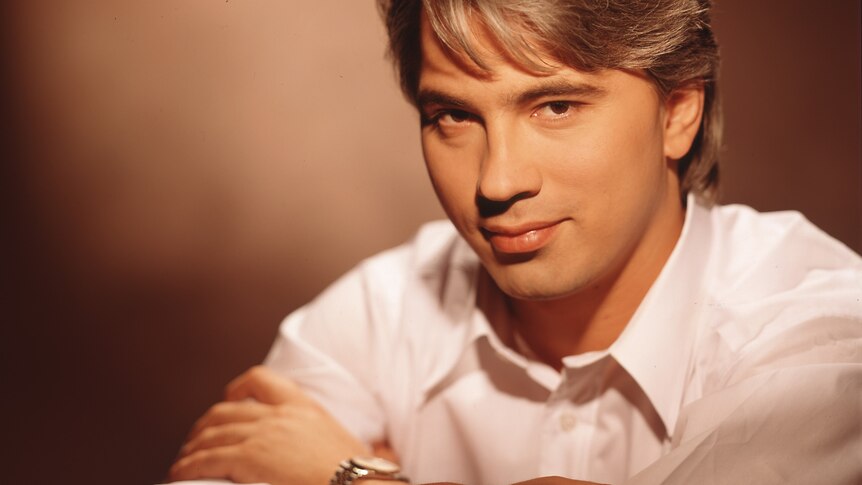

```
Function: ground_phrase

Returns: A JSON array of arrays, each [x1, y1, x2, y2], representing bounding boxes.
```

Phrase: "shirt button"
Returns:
[[559, 412, 576, 432]]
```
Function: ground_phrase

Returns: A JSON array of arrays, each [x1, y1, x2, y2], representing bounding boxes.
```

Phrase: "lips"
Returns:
[[481, 221, 562, 254]]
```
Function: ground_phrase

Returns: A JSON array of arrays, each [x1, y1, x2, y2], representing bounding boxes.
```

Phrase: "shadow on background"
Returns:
[[1, 1, 859, 484]]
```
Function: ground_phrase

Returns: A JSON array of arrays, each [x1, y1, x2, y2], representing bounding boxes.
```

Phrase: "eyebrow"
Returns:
[[512, 80, 607, 106], [416, 90, 472, 113], [417, 79, 607, 113]]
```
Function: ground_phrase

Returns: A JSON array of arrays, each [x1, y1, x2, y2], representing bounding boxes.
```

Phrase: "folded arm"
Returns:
[[169, 366, 370, 485]]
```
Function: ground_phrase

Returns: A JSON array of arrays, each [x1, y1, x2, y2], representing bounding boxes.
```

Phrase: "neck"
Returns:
[[507, 195, 685, 371]]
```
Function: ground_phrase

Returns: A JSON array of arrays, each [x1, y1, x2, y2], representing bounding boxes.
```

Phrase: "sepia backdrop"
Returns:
[[2, 1, 859, 484]]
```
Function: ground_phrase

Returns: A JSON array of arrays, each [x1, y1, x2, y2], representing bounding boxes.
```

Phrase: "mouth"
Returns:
[[480, 221, 562, 254]]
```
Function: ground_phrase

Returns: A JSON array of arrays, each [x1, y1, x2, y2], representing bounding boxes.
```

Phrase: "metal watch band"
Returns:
[[330, 456, 410, 485]]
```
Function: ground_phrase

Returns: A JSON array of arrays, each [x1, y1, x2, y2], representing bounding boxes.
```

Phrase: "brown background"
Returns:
[[2, 1, 859, 484]]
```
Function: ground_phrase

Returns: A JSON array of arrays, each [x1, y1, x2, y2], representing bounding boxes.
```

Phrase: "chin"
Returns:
[[489, 267, 589, 302]]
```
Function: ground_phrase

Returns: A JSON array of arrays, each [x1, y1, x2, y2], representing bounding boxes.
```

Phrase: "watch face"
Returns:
[[352, 456, 400, 473]]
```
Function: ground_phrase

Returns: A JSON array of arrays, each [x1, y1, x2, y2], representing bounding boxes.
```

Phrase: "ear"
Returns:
[[663, 84, 704, 160]]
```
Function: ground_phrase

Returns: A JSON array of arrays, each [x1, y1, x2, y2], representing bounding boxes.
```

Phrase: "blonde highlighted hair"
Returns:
[[378, 0, 722, 201]]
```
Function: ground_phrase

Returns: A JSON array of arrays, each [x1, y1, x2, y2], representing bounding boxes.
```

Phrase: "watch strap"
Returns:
[[330, 457, 410, 485]]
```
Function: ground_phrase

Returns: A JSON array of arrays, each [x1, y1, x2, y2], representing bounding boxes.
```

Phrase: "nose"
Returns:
[[476, 125, 542, 217]]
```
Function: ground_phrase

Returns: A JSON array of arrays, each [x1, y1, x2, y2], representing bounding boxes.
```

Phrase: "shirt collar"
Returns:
[[420, 195, 715, 435], [609, 194, 713, 435]]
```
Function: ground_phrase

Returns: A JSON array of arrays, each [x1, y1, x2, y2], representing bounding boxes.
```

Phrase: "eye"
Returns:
[[436, 109, 473, 126], [547, 102, 570, 115], [531, 101, 580, 121], [422, 109, 477, 134]]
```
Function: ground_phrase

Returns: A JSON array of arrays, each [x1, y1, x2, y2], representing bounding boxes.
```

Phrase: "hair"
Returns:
[[377, 0, 722, 201]]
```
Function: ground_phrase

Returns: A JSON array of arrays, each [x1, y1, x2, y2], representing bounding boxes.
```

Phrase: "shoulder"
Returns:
[[262, 221, 468, 443], [696, 203, 862, 385], [295, 219, 465, 335], [657, 205, 862, 480], [708, 203, 861, 283], [271, 218, 476, 368], [358, 219, 464, 285], [705, 203, 861, 321]]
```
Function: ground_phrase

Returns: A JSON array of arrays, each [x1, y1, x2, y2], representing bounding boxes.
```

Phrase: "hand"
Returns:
[[169, 365, 369, 485]]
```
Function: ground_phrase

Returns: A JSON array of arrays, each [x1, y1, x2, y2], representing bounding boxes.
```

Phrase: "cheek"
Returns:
[[609, 117, 667, 206], [421, 136, 481, 220], [538, 107, 667, 249], [554, 108, 664, 198]]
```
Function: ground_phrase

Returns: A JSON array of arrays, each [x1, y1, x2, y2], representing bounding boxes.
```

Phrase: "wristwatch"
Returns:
[[330, 456, 410, 484]]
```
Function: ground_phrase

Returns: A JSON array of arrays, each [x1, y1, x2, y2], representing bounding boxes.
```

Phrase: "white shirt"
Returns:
[[264, 198, 862, 485]]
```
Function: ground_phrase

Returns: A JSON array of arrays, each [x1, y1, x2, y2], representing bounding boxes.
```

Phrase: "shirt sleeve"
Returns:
[[261, 245, 411, 446], [626, 316, 862, 485]]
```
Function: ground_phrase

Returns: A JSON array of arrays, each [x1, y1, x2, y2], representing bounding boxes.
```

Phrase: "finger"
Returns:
[[188, 399, 272, 441], [169, 446, 239, 482], [180, 421, 257, 458], [224, 365, 305, 404]]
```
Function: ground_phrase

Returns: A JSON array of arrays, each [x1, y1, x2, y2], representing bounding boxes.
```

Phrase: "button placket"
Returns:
[[559, 411, 577, 432]]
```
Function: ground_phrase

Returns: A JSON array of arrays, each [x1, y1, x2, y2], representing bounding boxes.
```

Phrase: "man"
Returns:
[[169, 1, 862, 484]]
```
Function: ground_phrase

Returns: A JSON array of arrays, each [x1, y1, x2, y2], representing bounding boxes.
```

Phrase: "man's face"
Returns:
[[417, 19, 694, 301]]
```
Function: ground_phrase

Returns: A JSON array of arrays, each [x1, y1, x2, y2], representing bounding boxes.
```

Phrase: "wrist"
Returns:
[[330, 456, 410, 485]]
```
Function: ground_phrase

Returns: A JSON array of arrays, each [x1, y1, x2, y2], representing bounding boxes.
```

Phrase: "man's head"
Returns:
[[378, 0, 721, 302], [379, 0, 721, 200]]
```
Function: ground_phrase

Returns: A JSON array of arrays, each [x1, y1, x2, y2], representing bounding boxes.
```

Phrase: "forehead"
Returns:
[[417, 11, 613, 101]]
